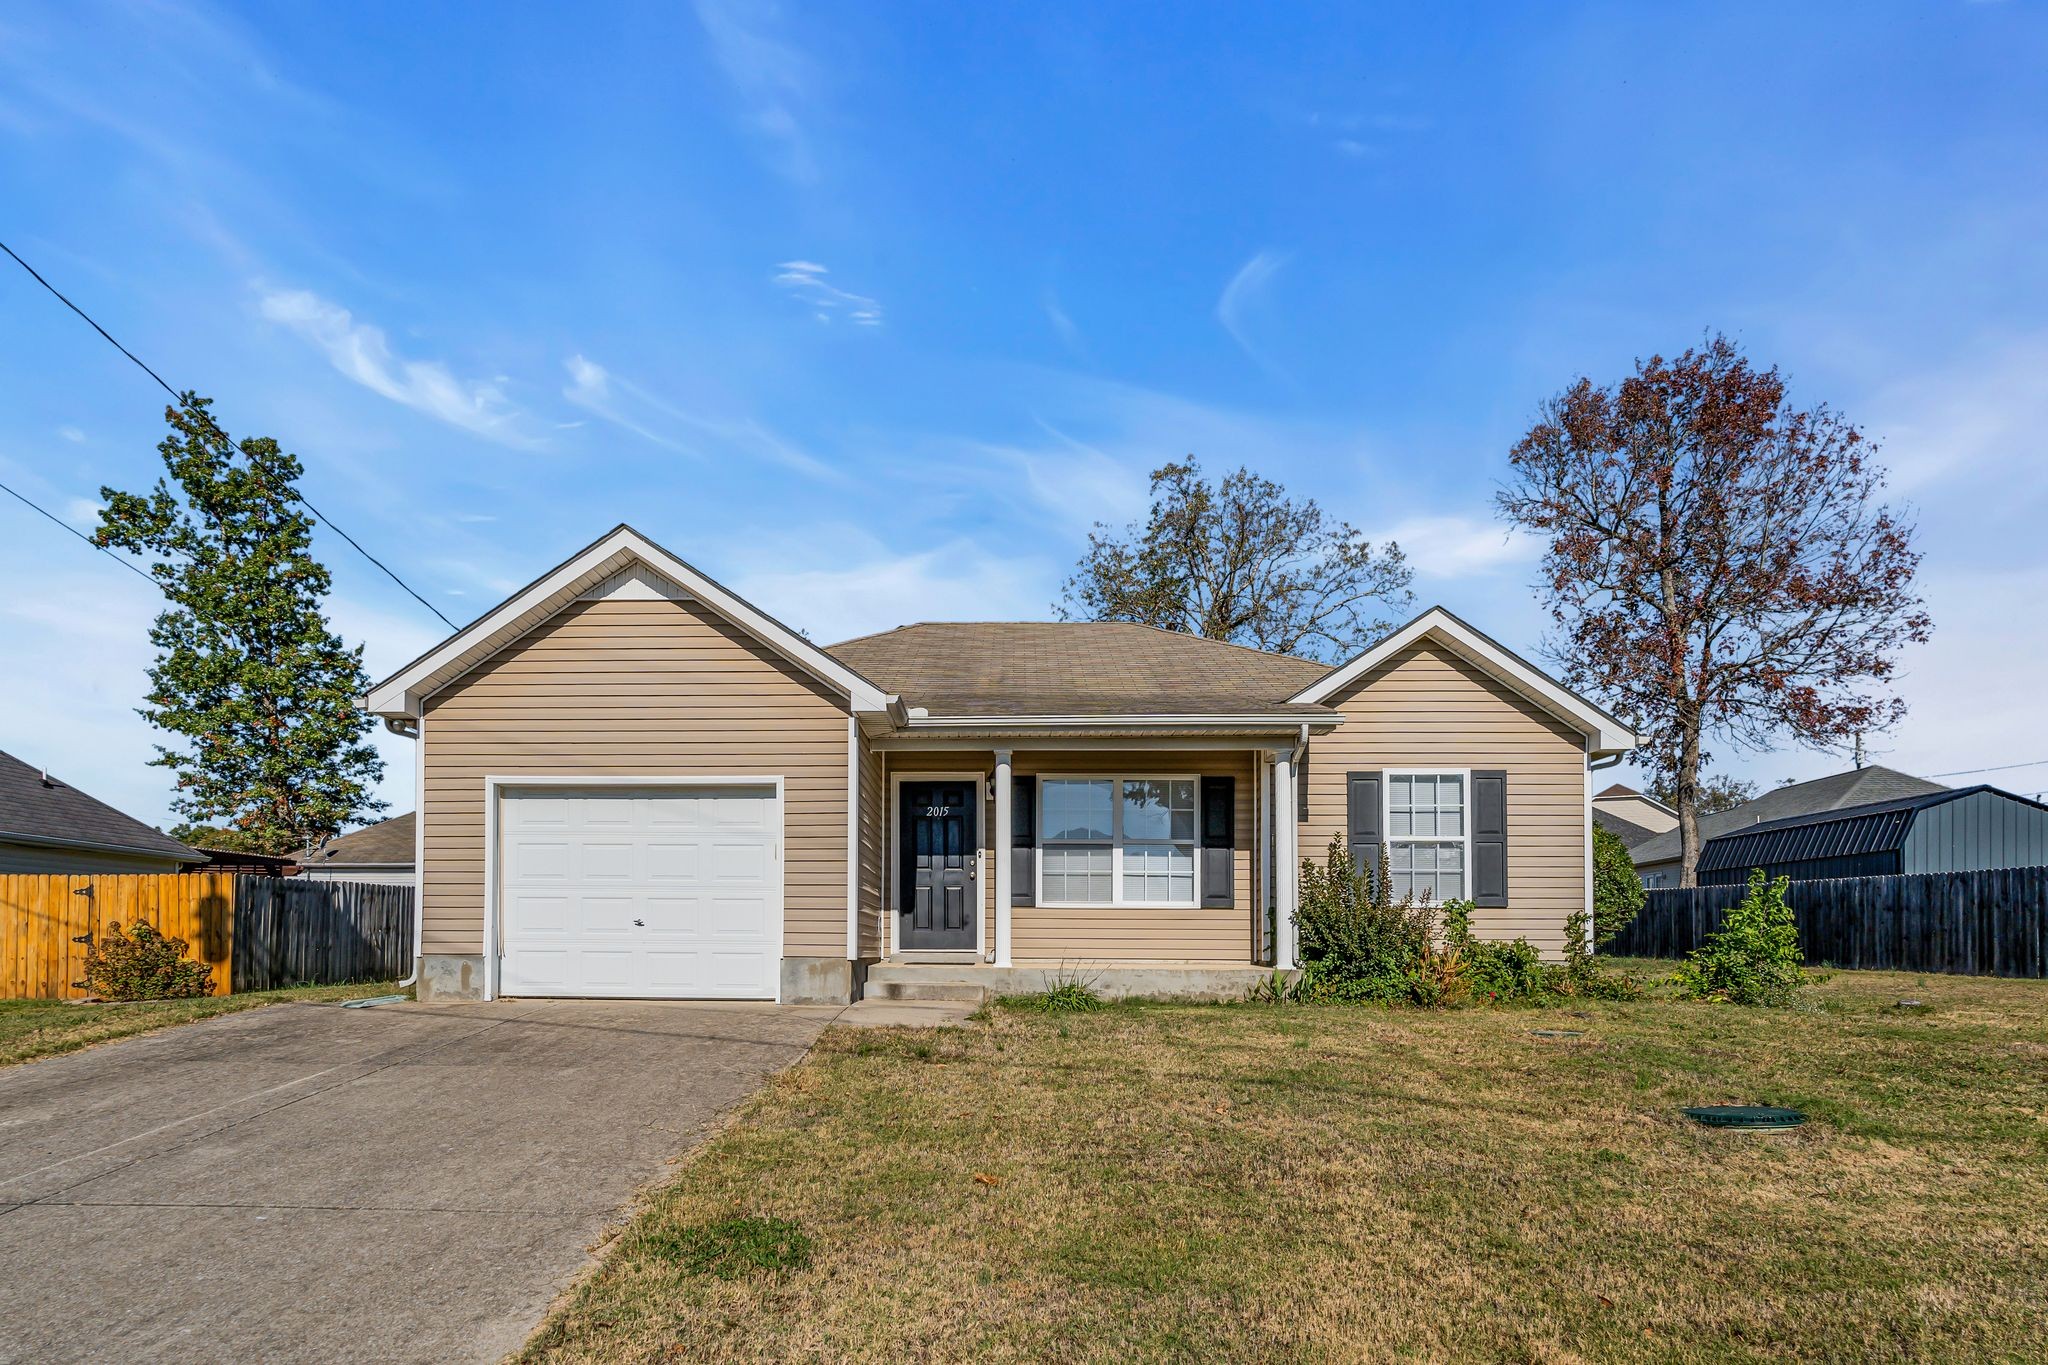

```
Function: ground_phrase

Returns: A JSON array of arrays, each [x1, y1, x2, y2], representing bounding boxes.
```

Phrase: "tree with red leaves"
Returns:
[[1497, 335, 1931, 886]]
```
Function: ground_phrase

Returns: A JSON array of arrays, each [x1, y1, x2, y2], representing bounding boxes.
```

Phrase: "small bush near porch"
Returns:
[[526, 966, 2048, 1363]]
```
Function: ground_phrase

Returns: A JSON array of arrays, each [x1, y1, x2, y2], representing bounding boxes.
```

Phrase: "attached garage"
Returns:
[[493, 783, 783, 1000]]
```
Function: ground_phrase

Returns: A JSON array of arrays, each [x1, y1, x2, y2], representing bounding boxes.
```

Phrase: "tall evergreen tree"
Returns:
[[96, 396, 385, 855]]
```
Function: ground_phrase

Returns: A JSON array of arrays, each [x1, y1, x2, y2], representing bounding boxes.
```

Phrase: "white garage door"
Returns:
[[498, 786, 780, 999]]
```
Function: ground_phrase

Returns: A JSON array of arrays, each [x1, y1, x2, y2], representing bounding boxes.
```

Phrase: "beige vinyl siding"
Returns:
[[857, 728, 884, 960], [0, 841, 191, 875], [887, 750, 1258, 965], [1304, 641, 1587, 954], [420, 595, 851, 958]]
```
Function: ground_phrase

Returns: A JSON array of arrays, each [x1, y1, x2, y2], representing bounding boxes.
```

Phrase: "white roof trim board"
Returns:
[[363, 525, 893, 717], [1288, 607, 1638, 756]]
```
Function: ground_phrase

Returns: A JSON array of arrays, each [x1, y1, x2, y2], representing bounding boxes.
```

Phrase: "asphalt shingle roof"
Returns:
[[1629, 766, 1948, 867], [0, 749, 199, 862], [824, 622, 1335, 718], [307, 812, 415, 868]]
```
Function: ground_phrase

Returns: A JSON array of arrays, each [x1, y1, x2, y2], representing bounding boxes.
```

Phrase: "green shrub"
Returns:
[[1592, 824, 1646, 946], [1295, 836, 1435, 1001], [77, 920, 214, 1000], [1673, 869, 1807, 1006], [1551, 908, 1645, 1000], [634, 1216, 813, 1279], [1036, 969, 1106, 1013]]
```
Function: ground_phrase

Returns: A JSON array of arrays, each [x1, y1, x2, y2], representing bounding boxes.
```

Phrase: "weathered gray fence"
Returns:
[[231, 878, 413, 991], [1607, 866, 2048, 977]]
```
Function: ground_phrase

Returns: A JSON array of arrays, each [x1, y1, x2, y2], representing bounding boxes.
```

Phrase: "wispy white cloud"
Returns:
[[692, 0, 818, 182], [563, 353, 845, 482], [725, 529, 1055, 640], [1217, 249, 1290, 378], [1364, 515, 1538, 580], [57, 425, 85, 444], [772, 260, 882, 325], [63, 497, 104, 529], [259, 289, 540, 448], [1043, 290, 1087, 359]]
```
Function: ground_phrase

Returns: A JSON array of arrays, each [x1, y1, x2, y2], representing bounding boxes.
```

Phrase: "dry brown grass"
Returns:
[[525, 967, 2048, 1363], [0, 980, 401, 1067]]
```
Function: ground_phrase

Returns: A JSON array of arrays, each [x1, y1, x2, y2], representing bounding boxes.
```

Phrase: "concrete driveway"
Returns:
[[0, 998, 839, 1363]]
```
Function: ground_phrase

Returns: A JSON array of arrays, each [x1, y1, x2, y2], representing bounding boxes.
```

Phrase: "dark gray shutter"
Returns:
[[1472, 770, 1507, 908], [1296, 746, 1310, 823], [1200, 775, 1235, 908], [1011, 774, 1036, 906], [1346, 771, 1382, 866]]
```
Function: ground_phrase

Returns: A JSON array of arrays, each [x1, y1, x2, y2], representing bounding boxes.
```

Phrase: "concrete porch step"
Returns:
[[862, 978, 993, 1004]]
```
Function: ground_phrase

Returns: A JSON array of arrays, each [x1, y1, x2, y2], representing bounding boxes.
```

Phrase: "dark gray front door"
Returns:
[[900, 780, 978, 950]]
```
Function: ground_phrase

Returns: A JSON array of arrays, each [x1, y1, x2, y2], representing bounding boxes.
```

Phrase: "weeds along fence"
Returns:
[[1608, 866, 2048, 978], [0, 873, 413, 999]]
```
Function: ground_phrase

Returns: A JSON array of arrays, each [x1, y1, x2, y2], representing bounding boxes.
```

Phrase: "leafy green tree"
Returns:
[[1648, 772, 1756, 816], [1591, 823, 1646, 945], [1059, 459, 1413, 661], [96, 396, 385, 856]]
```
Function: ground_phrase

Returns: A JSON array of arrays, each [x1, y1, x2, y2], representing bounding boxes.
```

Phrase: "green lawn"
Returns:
[[0, 980, 403, 1067], [527, 966, 2048, 1363]]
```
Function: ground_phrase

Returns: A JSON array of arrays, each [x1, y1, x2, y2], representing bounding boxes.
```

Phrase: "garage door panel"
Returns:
[[499, 786, 779, 999]]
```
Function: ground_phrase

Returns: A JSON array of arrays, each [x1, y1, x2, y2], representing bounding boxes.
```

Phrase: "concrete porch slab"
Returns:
[[866, 961, 1277, 1002]]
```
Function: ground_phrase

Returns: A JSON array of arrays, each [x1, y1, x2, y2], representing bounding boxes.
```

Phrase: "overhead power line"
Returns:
[[1926, 758, 2048, 779], [0, 476, 159, 587], [0, 238, 457, 630]]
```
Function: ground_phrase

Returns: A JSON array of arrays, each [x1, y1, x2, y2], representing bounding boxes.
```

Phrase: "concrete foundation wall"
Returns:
[[418, 953, 486, 1002], [781, 956, 862, 1006]]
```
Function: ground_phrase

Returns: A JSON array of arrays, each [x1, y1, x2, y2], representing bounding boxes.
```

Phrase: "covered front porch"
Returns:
[[866, 723, 1331, 985]]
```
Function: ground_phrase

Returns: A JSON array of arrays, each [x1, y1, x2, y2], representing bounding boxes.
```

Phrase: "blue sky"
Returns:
[[3, 0, 2046, 830]]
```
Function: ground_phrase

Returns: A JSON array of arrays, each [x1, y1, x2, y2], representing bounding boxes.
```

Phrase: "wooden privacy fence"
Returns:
[[0, 873, 412, 1000], [1607, 866, 2048, 978]]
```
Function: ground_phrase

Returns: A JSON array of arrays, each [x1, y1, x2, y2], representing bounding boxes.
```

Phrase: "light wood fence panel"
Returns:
[[1, 872, 236, 999]]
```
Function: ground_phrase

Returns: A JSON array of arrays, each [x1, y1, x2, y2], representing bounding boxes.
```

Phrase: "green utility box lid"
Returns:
[[1683, 1105, 1805, 1130]]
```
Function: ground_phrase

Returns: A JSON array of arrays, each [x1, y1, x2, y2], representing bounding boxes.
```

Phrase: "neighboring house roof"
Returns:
[[1286, 607, 1637, 755], [826, 622, 1333, 718], [1593, 807, 1660, 849], [1629, 766, 1948, 868], [1694, 784, 2048, 877], [305, 812, 416, 869], [0, 749, 201, 863]]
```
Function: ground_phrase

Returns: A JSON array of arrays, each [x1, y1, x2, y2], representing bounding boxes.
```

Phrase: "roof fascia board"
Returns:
[[0, 829, 204, 862], [1289, 607, 1636, 753], [364, 526, 891, 715]]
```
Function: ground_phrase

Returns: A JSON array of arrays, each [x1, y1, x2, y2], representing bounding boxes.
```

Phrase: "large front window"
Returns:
[[1040, 777, 1197, 906], [1387, 772, 1467, 902]]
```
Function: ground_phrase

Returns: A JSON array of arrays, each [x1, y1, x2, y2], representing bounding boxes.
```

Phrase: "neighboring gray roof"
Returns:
[[0, 749, 201, 863], [1695, 784, 2048, 876], [1594, 807, 1660, 849], [1629, 766, 1948, 868], [307, 812, 415, 868], [826, 622, 1336, 718]]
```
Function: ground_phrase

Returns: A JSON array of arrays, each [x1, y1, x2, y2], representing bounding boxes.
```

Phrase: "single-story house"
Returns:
[[0, 748, 203, 874], [1695, 784, 2048, 886], [1631, 766, 1947, 888], [1593, 782, 1674, 853], [300, 812, 416, 887], [363, 525, 1637, 1004]]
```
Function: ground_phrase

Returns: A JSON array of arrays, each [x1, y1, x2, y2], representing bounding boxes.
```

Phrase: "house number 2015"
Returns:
[[923, 806, 951, 817]]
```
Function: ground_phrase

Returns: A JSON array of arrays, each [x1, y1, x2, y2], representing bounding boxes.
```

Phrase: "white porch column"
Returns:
[[993, 749, 1013, 967], [1272, 749, 1299, 970]]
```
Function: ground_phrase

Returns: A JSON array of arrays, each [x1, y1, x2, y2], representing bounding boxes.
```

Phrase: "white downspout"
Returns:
[[382, 712, 424, 990]]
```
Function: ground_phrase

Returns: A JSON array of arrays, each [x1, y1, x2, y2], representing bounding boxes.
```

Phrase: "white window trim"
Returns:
[[1036, 773, 1202, 910], [1384, 767, 1473, 904]]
